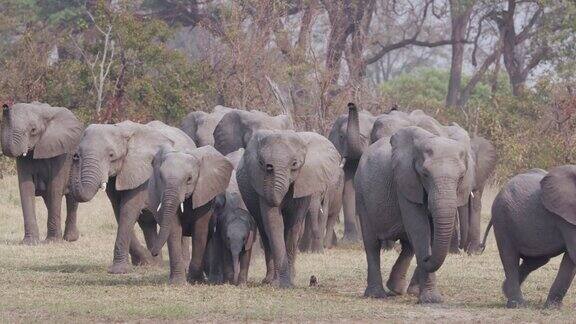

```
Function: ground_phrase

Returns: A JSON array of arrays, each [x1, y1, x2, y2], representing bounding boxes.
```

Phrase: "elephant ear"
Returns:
[[33, 106, 83, 159], [244, 228, 255, 250], [190, 146, 234, 208], [213, 111, 243, 155], [541, 165, 576, 225], [390, 127, 431, 204], [471, 136, 497, 189], [293, 132, 342, 198], [445, 124, 475, 206], [328, 114, 347, 157], [116, 122, 173, 191]]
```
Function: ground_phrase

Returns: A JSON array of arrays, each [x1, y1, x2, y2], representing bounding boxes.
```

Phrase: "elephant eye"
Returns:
[[291, 160, 299, 168], [187, 176, 193, 183], [30, 127, 37, 135]]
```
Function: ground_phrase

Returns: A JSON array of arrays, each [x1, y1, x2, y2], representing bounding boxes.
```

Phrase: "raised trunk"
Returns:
[[70, 153, 103, 202], [151, 189, 180, 256], [346, 103, 363, 160], [263, 168, 290, 207], [423, 186, 458, 273]]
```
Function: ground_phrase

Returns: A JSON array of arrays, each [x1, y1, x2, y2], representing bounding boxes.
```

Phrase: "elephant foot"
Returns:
[[466, 244, 484, 255], [169, 275, 187, 285], [44, 235, 63, 244], [364, 285, 388, 299], [418, 290, 443, 304], [261, 273, 276, 285], [506, 298, 526, 309], [108, 262, 131, 274], [63, 227, 80, 242], [275, 278, 293, 289], [449, 246, 461, 254], [342, 232, 360, 243], [544, 299, 562, 309], [187, 271, 206, 284], [131, 253, 162, 267], [21, 236, 40, 246], [407, 284, 420, 296], [386, 279, 407, 296]]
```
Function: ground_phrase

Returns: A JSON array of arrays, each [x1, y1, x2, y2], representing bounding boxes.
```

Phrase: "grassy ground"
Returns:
[[0, 175, 574, 323]]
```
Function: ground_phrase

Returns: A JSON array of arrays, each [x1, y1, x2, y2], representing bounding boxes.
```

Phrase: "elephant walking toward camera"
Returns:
[[1, 102, 84, 244], [237, 130, 341, 287], [489, 166, 576, 308], [70, 120, 196, 274]]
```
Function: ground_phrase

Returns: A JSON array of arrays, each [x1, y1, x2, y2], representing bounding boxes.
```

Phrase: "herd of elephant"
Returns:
[[1, 101, 575, 309]]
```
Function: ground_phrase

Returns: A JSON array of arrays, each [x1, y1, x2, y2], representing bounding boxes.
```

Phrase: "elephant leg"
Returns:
[[223, 249, 234, 284], [324, 207, 338, 249], [257, 221, 276, 284], [42, 187, 63, 242], [17, 164, 39, 245], [238, 249, 252, 286], [363, 235, 386, 298], [207, 235, 224, 284], [407, 268, 419, 295], [63, 194, 79, 242], [458, 204, 470, 251], [308, 195, 324, 253], [285, 197, 310, 282], [137, 216, 163, 266], [519, 256, 550, 284], [496, 234, 524, 308], [181, 236, 191, 268], [342, 165, 360, 242], [298, 213, 312, 252], [545, 253, 576, 308], [387, 239, 414, 295], [467, 189, 484, 254], [260, 201, 291, 288], [167, 222, 186, 285], [187, 203, 212, 284], [398, 196, 442, 304]]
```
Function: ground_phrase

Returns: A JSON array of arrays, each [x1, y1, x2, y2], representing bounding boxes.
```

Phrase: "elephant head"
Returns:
[[243, 130, 341, 207], [391, 126, 474, 272], [1, 102, 83, 159], [70, 121, 177, 203], [330, 103, 375, 161], [149, 146, 233, 256], [213, 109, 293, 155], [180, 106, 232, 147], [540, 165, 576, 226]]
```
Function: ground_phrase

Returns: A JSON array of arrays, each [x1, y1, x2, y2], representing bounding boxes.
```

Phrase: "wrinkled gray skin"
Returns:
[[489, 167, 576, 309], [1, 102, 84, 244], [207, 150, 257, 285], [213, 109, 293, 155], [70, 120, 196, 274], [328, 108, 377, 242], [148, 145, 233, 284], [299, 167, 344, 253], [180, 105, 232, 147], [237, 130, 341, 287], [355, 125, 474, 303]]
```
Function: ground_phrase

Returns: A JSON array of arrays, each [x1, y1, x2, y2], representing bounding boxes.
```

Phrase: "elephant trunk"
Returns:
[[346, 103, 363, 160], [423, 181, 458, 273], [70, 152, 103, 202], [151, 188, 180, 257], [263, 168, 290, 207], [1, 127, 27, 158]]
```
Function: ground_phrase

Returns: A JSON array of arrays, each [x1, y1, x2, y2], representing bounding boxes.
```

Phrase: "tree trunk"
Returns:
[[446, 0, 474, 107]]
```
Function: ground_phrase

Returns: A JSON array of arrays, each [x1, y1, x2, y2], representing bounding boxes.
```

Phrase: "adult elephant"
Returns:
[[180, 105, 233, 147], [355, 125, 474, 303], [237, 130, 341, 287], [1, 102, 84, 244], [213, 109, 293, 155], [148, 145, 233, 284], [328, 105, 376, 242], [70, 120, 196, 274]]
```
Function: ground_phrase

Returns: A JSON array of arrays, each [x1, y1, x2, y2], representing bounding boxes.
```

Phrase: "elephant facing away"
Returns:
[[148, 145, 233, 284], [489, 166, 576, 309], [355, 126, 474, 303], [70, 120, 196, 274], [1, 102, 84, 244], [213, 109, 293, 155], [180, 105, 232, 147], [237, 130, 341, 287]]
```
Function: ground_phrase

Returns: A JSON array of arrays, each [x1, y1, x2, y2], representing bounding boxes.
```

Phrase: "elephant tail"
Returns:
[[478, 218, 493, 254]]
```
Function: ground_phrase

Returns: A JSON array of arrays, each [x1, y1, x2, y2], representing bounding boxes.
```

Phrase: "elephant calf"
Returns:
[[1, 102, 84, 244], [490, 166, 576, 309]]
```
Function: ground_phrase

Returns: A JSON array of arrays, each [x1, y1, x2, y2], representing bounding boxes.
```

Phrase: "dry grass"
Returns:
[[0, 177, 574, 322]]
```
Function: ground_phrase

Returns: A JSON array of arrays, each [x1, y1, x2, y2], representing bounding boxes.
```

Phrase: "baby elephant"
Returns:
[[490, 166, 576, 308]]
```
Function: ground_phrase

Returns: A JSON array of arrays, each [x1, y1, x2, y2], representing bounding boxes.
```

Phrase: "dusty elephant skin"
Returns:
[[148, 146, 233, 284], [488, 166, 576, 309], [355, 124, 474, 303], [1, 102, 84, 244], [180, 105, 233, 147], [237, 130, 341, 288], [213, 109, 293, 155], [70, 120, 196, 274]]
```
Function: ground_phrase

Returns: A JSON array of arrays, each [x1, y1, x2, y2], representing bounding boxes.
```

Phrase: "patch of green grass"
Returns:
[[0, 178, 573, 322]]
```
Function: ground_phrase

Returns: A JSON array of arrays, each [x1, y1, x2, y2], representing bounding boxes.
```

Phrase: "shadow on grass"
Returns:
[[21, 263, 104, 274], [58, 274, 168, 287]]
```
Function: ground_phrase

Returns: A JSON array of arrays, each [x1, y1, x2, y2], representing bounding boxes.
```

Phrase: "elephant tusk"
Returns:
[[157, 202, 162, 212], [22, 152, 27, 157], [470, 192, 475, 198], [101, 182, 107, 191], [339, 158, 346, 168], [180, 203, 184, 213], [320, 207, 324, 214]]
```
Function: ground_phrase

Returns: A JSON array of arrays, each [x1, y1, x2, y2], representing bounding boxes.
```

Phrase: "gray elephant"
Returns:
[[180, 105, 232, 147], [70, 120, 196, 274], [213, 109, 293, 155], [1, 102, 84, 244], [147, 145, 233, 284], [299, 167, 344, 253], [488, 166, 576, 308], [328, 105, 377, 242], [237, 130, 341, 287], [355, 125, 474, 303]]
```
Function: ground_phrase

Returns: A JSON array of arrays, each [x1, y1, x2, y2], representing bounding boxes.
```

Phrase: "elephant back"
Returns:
[[147, 120, 197, 151]]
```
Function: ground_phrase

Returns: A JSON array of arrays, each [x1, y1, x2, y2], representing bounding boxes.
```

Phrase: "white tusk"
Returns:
[[101, 182, 107, 191], [23, 152, 27, 157], [180, 203, 184, 213], [470, 192, 475, 198], [157, 202, 162, 212], [339, 158, 346, 168], [320, 207, 324, 214]]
